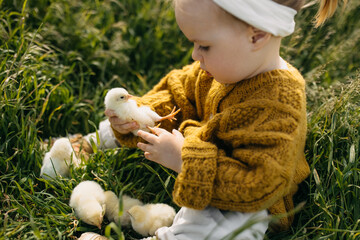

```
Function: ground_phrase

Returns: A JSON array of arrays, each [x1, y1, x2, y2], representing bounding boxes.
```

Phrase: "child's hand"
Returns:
[[137, 127, 184, 173], [105, 109, 139, 134]]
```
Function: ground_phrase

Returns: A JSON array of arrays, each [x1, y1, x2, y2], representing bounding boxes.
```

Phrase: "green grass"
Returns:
[[0, 0, 359, 239]]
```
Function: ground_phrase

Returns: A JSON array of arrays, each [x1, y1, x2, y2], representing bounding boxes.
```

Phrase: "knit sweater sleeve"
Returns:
[[173, 76, 308, 212], [112, 62, 200, 147]]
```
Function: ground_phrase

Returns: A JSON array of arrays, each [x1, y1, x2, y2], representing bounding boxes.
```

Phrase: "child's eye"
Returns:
[[198, 45, 210, 51]]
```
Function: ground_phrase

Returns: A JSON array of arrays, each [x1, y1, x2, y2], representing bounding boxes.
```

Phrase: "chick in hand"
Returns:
[[104, 191, 143, 226], [128, 203, 176, 236], [40, 138, 80, 179], [69, 181, 106, 229], [104, 88, 180, 136]]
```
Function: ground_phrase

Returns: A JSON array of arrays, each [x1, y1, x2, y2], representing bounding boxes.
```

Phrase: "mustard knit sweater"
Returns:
[[113, 61, 310, 230]]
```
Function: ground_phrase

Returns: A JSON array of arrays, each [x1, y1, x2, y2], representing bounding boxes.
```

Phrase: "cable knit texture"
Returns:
[[113, 61, 310, 230]]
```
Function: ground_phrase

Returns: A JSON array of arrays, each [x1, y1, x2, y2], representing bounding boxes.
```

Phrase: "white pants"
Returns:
[[154, 207, 269, 240]]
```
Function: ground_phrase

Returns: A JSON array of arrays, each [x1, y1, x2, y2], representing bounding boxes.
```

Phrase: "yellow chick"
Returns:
[[84, 119, 120, 150], [128, 203, 176, 236], [69, 181, 106, 229], [104, 88, 180, 136], [40, 138, 80, 179], [104, 191, 143, 226]]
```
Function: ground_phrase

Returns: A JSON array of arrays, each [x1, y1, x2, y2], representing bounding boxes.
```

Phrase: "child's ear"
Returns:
[[247, 26, 272, 51]]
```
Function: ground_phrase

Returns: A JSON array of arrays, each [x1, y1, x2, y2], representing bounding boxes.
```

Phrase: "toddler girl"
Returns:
[[106, 0, 345, 239]]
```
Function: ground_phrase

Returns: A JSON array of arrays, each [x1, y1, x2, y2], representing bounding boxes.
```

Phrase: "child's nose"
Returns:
[[192, 46, 202, 62]]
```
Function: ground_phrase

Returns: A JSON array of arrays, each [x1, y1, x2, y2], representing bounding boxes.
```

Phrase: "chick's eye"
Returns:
[[120, 96, 125, 99], [198, 45, 210, 51]]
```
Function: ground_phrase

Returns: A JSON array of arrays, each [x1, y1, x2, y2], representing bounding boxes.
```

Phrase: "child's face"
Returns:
[[175, 0, 258, 84]]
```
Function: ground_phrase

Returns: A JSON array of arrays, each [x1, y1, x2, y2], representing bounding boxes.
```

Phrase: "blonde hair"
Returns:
[[314, 0, 348, 27], [272, 0, 348, 27]]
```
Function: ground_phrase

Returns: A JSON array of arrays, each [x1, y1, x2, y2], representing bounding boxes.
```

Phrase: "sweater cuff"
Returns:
[[172, 136, 218, 209]]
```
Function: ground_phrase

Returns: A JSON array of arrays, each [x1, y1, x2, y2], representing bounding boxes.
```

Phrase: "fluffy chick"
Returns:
[[104, 191, 143, 226], [128, 203, 176, 236], [40, 138, 80, 179], [84, 119, 119, 150], [69, 181, 106, 229], [104, 88, 180, 136]]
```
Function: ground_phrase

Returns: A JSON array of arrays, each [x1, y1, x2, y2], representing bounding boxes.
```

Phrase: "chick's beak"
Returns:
[[126, 94, 133, 100], [97, 214, 103, 229], [96, 220, 102, 229]]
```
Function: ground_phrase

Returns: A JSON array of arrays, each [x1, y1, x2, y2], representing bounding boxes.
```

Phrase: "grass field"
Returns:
[[0, 0, 359, 239]]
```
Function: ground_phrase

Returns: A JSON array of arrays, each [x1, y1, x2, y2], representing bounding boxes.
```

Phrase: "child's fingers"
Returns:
[[112, 121, 139, 134], [147, 126, 168, 136], [137, 142, 156, 155], [108, 116, 127, 125], [172, 129, 183, 137], [104, 109, 116, 117], [123, 122, 139, 130], [137, 130, 158, 143], [144, 152, 155, 161], [137, 142, 150, 158], [137, 142, 146, 151]]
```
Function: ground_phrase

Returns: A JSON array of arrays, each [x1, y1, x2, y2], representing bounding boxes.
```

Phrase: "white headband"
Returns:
[[212, 0, 297, 37]]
